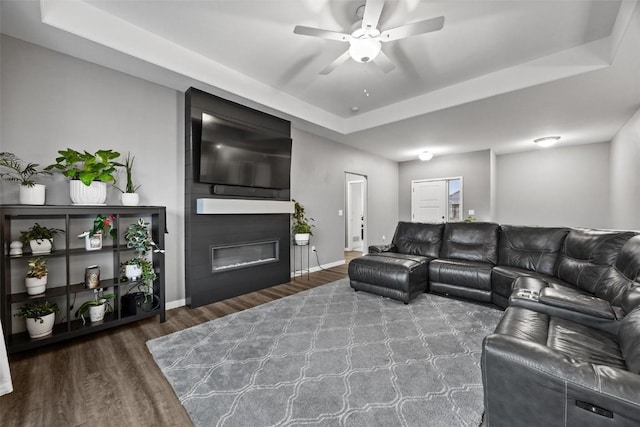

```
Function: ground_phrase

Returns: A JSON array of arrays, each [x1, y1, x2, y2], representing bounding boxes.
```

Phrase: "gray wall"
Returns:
[[1, 35, 183, 303], [610, 108, 640, 230], [398, 149, 492, 222], [495, 142, 611, 228], [291, 129, 399, 265]]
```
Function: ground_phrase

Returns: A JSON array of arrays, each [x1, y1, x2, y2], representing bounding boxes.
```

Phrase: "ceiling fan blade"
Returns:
[[378, 16, 444, 42], [294, 25, 352, 42], [319, 50, 351, 75], [374, 50, 395, 73], [361, 0, 385, 33]]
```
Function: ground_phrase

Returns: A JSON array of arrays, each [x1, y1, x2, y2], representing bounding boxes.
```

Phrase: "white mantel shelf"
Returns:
[[196, 198, 294, 215]]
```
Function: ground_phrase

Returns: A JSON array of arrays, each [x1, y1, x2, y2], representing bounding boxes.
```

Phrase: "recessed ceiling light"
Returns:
[[533, 136, 561, 147], [418, 151, 434, 161], [351, 106, 360, 113]]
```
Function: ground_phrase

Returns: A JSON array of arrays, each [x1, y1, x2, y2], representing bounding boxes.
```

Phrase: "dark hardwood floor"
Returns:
[[0, 258, 354, 427]]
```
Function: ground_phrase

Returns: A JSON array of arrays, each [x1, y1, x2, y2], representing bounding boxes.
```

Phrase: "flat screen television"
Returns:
[[198, 112, 292, 190]]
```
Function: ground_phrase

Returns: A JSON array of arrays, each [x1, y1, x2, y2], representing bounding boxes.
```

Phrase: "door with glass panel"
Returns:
[[411, 178, 462, 223]]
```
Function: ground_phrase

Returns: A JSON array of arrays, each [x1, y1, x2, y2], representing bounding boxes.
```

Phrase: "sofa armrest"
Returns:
[[368, 244, 396, 253], [538, 288, 616, 320], [482, 334, 640, 426]]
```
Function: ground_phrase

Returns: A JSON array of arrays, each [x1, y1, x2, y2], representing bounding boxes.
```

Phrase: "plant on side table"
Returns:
[[74, 291, 115, 324], [45, 148, 122, 205], [19, 223, 64, 254], [115, 152, 141, 206], [0, 152, 52, 205], [292, 199, 314, 246], [25, 257, 48, 296], [14, 301, 59, 339]]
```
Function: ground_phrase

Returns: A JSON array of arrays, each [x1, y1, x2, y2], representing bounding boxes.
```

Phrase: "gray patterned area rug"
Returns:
[[147, 278, 503, 427]]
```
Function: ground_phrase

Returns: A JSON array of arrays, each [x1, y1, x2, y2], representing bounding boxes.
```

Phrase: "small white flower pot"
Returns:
[[19, 184, 46, 205], [89, 303, 106, 322], [25, 275, 47, 295], [70, 180, 107, 205], [294, 233, 310, 245], [29, 239, 52, 254], [84, 233, 103, 251], [25, 312, 55, 339], [121, 192, 140, 206], [125, 264, 143, 281]]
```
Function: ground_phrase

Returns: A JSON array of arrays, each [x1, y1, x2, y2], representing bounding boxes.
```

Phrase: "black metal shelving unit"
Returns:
[[0, 205, 166, 353]]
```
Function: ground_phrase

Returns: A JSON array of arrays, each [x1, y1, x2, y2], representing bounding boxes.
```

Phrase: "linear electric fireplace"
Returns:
[[211, 240, 279, 272]]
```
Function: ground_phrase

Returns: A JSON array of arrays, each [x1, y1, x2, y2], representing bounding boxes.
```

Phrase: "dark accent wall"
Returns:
[[185, 88, 292, 308]]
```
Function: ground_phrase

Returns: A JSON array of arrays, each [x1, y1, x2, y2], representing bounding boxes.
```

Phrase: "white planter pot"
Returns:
[[294, 233, 310, 246], [89, 303, 106, 323], [25, 275, 47, 295], [25, 312, 55, 339], [30, 239, 52, 254], [70, 180, 107, 205], [121, 192, 140, 206], [19, 184, 46, 205], [84, 233, 103, 251], [125, 264, 142, 281]]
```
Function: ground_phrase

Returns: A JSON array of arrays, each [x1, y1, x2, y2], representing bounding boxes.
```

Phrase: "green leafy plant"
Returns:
[[115, 153, 141, 194], [292, 199, 314, 235], [26, 257, 48, 279], [122, 257, 157, 282], [0, 152, 51, 187], [74, 292, 115, 324], [19, 223, 64, 246], [14, 301, 59, 322], [89, 214, 117, 240], [45, 148, 122, 186], [124, 218, 164, 256]]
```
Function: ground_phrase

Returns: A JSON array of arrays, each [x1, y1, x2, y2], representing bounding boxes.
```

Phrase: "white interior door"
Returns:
[[347, 180, 364, 251], [411, 180, 447, 222]]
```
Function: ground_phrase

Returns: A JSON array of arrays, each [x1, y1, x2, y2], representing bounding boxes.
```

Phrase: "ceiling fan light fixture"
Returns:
[[534, 136, 561, 147], [349, 38, 381, 63], [418, 151, 434, 161]]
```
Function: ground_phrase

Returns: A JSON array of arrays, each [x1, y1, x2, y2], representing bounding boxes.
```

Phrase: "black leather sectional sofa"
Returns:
[[348, 221, 640, 426]]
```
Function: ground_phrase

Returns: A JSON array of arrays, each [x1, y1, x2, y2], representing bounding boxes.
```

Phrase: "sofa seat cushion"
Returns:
[[494, 307, 626, 370], [348, 253, 430, 303], [429, 258, 493, 291]]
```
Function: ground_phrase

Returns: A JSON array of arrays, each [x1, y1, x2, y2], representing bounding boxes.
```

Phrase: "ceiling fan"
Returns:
[[293, 0, 444, 75]]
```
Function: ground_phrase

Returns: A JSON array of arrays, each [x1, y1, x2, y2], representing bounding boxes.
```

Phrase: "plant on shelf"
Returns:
[[124, 218, 164, 256], [74, 291, 115, 324], [292, 199, 314, 246], [0, 152, 51, 205], [78, 214, 116, 251], [19, 223, 64, 254], [45, 148, 122, 205], [25, 257, 48, 296], [122, 218, 164, 298], [122, 257, 156, 282], [14, 300, 59, 339], [115, 152, 141, 206]]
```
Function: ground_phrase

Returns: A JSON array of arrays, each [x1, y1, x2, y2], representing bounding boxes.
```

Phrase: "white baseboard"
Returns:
[[166, 298, 186, 310], [291, 259, 346, 277]]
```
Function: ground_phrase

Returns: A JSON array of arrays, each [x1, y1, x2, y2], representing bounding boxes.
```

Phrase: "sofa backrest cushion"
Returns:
[[392, 221, 444, 258], [498, 226, 569, 275], [555, 229, 636, 294], [619, 306, 640, 374], [597, 235, 640, 313], [440, 222, 500, 264]]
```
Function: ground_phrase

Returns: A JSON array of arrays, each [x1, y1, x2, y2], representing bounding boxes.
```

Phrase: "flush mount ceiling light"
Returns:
[[534, 136, 561, 147], [418, 151, 434, 161]]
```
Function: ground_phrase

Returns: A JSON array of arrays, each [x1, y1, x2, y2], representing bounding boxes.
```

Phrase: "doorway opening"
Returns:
[[411, 177, 463, 223], [345, 172, 367, 259]]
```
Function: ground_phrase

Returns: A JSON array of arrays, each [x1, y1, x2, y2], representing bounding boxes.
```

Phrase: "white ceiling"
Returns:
[[2, 0, 640, 162]]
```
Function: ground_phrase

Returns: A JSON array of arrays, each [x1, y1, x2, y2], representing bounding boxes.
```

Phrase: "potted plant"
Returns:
[[19, 223, 64, 254], [115, 153, 141, 206], [25, 257, 48, 295], [0, 152, 52, 205], [45, 148, 122, 205], [14, 301, 59, 338], [74, 291, 115, 324], [292, 199, 314, 245], [122, 257, 156, 282], [78, 214, 117, 251], [124, 218, 164, 256]]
